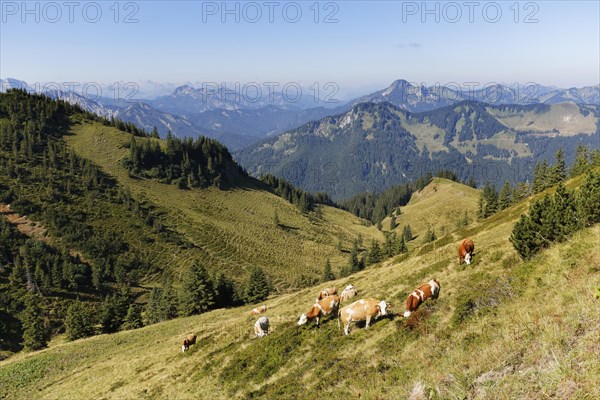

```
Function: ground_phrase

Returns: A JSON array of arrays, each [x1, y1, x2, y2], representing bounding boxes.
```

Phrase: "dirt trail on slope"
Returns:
[[0, 203, 52, 243]]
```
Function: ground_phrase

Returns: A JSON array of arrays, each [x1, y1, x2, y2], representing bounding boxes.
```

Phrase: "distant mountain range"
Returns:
[[235, 101, 600, 199], [350, 80, 600, 112], [2, 78, 598, 154]]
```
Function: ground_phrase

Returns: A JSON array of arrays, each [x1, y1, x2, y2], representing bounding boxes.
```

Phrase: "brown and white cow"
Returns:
[[254, 316, 270, 338], [316, 287, 337, 302], [182, 334, 197, 352], [458, 238, 475, 265], [298, 294, 340, 327], [249, 305, 268, 315], [340, 284, 358, 302], [403, 279, 440, 318], [338, 298, 389, 335]]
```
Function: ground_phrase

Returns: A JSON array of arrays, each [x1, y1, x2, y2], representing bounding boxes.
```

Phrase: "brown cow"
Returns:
[[182, 334, 196, 352], [403, 279, 440, 318], [338, 298, 389, 335], [458, 238, 475, 265], [316, 287, 337, 302], [298, 295, 340, 327], [249, 305, 268, 315]]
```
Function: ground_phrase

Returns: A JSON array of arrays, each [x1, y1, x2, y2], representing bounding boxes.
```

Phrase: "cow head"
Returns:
[[378, 300, 389, 316], [182, 345, 186, 353], [465, 253, 472, 265], [297, 314, 308, 325]]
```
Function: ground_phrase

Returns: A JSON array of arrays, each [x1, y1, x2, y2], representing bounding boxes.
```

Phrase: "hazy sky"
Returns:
[[1, 0, 599, 97]]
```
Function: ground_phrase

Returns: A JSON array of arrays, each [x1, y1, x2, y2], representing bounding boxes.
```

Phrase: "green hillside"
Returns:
[[65, 121, 382, 285], [2, 172, 598, 399], [380, 177, 480, 243]]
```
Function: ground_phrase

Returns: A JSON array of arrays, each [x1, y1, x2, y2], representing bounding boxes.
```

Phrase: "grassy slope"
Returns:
[[64, 119, 382, 286], [2, 176, 598, 399], [488, 103, 597, 136], [381, 178, 480, 243]]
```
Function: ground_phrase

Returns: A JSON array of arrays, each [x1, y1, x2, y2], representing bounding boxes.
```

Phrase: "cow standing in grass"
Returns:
[[338, 298, 389, 335], [458, 238, 475, 265], [254, 316, 270, 338], [298, 295, 340, 327], [316, 287, 337, 302], [340, 284, 358, 302], [182, 334, 197, 352], [249, 305, 268, 315], [403, 279, 440, 318]]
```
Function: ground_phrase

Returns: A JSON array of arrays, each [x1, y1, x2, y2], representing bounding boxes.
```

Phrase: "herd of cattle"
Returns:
[[181, 238, 475, 351]]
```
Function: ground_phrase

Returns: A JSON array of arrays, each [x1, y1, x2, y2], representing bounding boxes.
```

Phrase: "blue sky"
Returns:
[[1, 1, 599, 97]]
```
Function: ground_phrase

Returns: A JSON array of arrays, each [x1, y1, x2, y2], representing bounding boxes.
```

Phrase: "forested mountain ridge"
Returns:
[[236, 100, 600, 199]]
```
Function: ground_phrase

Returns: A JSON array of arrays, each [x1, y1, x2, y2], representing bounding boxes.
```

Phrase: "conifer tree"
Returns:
[[577, 171, 600, 226], [322, 259, 335, 282], [243, 267, 270, 304], [549, 148, 567, 185], [349, 240, 362, 272], [551, 183, 578, 241], [389, 215, 397, 231], [213, 272, 236, 308], [532, 160, 548, 193], [498, 181, 512, 210], [123, 304, 143, 330], [402, 225, 413, 242], [179, 262, 214, 316], [20, 294, 48, 351], [65, 300, 95, 340], [367, 239, 382, 264], [570, 144, 590, 177]]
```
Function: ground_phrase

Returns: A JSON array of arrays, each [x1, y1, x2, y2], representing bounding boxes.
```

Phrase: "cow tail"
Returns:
[[337, 309, 342, 331]]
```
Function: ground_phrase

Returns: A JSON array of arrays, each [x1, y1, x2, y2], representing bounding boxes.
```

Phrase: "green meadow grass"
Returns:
[[2, 167, 598, 399]]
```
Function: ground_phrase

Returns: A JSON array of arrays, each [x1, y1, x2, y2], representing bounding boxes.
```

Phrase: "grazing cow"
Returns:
[[249, 305, 268, 315], [458, 238, 475, 265], [254, 316, 270, 338], [403, 279, 440, 318], [340, 284, 358, 302], [338, 298, 389, 335], [316, 287, 337, 302], [182, 334, 197, 352], [298, 295, 340, 327]]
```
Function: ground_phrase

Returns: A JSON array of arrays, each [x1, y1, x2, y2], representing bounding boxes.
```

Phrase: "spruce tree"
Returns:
[[570, 144, 590, 177], [213, 272, 236, 308], [123, 304, 143, 330], [20, 294, 48, 351], [100, 294, 128, 333], [65, 300, 95, 340], [322, 259, 335, 282], [532, 160, 549, 193], [402, 225, 412, 242], [179, 262, 215, 316], [349, 240, 361, 272], [549, 148, 567, 185], [477, 195, 486, 220], [577, 171, 600, 226], [498, 181, 512, 210], [389, 215, 397, 231], [367, 239, 382, 264], [551, 183, 578, 241], [243, 267, 270, 304]]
